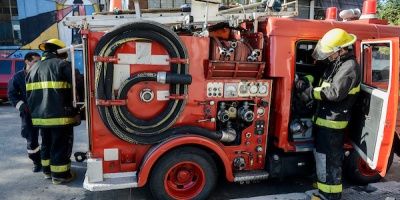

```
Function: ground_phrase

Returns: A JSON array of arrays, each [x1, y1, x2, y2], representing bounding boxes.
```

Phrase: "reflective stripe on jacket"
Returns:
[[26, 52, 76, 127], [311, 52, 361, 129]]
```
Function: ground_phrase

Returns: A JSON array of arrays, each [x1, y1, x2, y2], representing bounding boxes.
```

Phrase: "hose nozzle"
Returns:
[[220, 128, 237, 142], [219, 47, 226, 56], [247, 55, 257, 62], [230, 41, 238, 48], [252, 49, 261, 57]]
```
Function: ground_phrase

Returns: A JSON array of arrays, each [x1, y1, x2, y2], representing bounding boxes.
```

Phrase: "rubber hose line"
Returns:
[[96, 20, 188, 89], [105, 31, 183, 130], [94, 21, 191, 144], [98, 29, 184, 133], [103, 34, 184, 134]]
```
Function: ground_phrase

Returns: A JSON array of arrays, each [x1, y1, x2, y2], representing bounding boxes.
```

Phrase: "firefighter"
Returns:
[[7, 52, 41, 172], [26, 39, 82, 184], [296, 28, 361, 200]]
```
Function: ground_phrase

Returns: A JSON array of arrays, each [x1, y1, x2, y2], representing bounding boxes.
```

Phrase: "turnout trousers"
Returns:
[[313, 125, 345, 200], [40, 126, 74, 179], [21, 113, 41, 165]]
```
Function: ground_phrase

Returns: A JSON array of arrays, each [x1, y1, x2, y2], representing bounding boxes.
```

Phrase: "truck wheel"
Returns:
[[345, 147, 394, 184], [150, 147, 217, 200]]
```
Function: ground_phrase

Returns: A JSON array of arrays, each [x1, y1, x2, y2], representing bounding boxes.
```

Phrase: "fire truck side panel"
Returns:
[[86, 31, 153, 173], [263, 35, 295, 151], [172, 36, 214, 130], [86, 29, 273, 179]]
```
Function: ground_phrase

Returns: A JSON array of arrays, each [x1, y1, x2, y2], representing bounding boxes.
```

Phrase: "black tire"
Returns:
[[345, 147, 394, 184], [150, 147, 217, 200]]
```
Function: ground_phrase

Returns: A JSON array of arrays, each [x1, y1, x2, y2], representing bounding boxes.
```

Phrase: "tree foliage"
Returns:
[[377, 0, 400, 25]]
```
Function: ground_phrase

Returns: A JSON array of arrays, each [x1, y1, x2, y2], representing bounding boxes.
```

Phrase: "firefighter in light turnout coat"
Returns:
[[26, 39, 82, 184], [296, 28, 361, 200]]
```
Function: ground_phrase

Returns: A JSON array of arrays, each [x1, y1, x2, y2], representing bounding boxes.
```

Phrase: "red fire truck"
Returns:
[[64, 0, 400, 199]]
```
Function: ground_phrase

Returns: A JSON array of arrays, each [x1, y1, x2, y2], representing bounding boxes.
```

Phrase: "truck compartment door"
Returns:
[[349, 38, 399, 176]]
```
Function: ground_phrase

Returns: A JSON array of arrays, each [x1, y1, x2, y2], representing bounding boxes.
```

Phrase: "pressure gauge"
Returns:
[[259, 85, 267, 94], [239, 85, 248, 93], [250, 85, 258, 94], [226, 85, 237, 93], [224, 83, 239, 98]]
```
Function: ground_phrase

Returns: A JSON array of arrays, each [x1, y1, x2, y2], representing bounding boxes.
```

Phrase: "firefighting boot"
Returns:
[[52, 171, 77, 184], [44, 173, 51, 179], [32, 164, 42, 173], [30, 151, 42, 173], [311, 194, 327, 200]]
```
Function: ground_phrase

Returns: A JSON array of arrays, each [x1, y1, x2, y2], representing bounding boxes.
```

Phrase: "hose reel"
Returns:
[[94, 20, 191, 144]]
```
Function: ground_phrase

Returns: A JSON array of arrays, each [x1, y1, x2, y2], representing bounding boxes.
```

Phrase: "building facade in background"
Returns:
[[0, 0, 364, 71]]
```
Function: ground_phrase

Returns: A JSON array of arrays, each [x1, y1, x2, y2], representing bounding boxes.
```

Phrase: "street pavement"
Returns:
[[1, 102, 400, 200], [235, 181, 400, 199]]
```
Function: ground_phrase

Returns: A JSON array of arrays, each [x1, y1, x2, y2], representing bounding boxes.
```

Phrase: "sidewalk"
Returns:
[[234, 181, 400, 200]]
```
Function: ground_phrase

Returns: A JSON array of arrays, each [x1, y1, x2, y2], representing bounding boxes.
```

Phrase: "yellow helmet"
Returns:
[[38, 39, 66, 51], [312, 28, 357, 60]]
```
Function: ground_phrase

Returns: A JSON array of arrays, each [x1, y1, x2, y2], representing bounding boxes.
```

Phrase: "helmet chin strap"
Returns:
[[334, 54, 341, 63], [326, 54, 342, 82]]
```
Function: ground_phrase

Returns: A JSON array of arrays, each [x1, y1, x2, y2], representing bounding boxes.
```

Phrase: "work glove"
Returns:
[[18, 103, 30, 114], [295, 77, 310, 92]]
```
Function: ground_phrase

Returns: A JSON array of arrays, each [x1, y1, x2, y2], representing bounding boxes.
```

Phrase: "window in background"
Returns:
[[0, 0, 21, 46]]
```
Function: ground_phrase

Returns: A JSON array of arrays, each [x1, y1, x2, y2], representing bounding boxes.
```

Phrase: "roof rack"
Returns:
[[63, 0, 298, 32]]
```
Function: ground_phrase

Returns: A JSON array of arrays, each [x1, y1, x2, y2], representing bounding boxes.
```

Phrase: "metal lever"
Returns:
[[197, 100, 215, 106], [235, 151, 253, 156], [196, 118, 216, 123]]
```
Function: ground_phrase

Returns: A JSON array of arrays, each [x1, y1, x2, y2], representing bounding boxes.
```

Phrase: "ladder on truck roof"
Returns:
[[63, 0, 298, 32]]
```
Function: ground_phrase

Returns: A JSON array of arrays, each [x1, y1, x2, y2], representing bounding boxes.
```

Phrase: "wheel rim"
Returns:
[[165, 161, 206, 199], [358, 158, 378, 176]]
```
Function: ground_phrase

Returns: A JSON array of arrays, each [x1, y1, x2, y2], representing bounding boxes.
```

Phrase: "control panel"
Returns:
[[206, 81, 270, 98], [238, 82, 269, 97], [206, 82, 223, 97]]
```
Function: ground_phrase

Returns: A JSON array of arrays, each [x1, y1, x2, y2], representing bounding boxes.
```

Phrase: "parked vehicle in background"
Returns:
[[0, 58, 24, 103]]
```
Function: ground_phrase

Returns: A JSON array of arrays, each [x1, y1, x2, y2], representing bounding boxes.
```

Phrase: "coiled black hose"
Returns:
[[94, 20, 193, 144]]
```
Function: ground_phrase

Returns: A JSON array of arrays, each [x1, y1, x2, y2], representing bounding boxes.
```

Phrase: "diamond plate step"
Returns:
[[233, 170, 269, 182]]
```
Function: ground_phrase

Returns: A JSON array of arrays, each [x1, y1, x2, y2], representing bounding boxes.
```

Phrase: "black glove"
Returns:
[[297, 77, 310, 93], [18, 103, 30, 114]]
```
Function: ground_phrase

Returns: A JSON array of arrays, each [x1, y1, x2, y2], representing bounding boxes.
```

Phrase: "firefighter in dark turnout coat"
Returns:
[[297, 28, 361, 200], [26, 39, 82, 184], [8, 52, 41, 172]]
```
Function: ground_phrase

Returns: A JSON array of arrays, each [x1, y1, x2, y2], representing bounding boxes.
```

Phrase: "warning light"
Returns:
[[325, 7, 337, 21], [360, 0, 378, 20]]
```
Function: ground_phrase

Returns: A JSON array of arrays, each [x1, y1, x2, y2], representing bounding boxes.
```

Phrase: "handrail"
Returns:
[[57, 44, 83, 108]]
